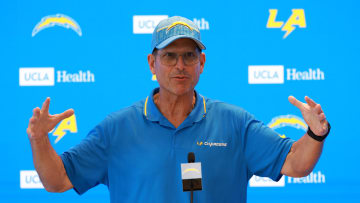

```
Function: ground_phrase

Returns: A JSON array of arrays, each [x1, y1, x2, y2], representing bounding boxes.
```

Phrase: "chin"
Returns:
[[168, 86, 194, 96]]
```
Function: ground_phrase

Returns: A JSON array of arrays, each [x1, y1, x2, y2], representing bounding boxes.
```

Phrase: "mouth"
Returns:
[[172, 75, 189, 80]]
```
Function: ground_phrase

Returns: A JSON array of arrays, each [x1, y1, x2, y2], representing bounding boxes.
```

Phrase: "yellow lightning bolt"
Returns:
[[278, 134, 286, 139], [281, 9, 306, 39], [281, 23, 296, 39], [52, 114, 77, 143], [152, 74, 157, 81]]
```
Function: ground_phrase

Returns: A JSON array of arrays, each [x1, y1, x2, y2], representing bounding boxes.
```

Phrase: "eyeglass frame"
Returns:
[[152, 47, 202, 66]]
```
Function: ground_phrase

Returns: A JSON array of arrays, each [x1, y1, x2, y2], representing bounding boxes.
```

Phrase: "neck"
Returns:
[[153, 89, 196, 128]]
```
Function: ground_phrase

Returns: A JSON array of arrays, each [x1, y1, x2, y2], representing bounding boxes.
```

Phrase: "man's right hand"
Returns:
[[27, 97, 74, 140], [27, 97, 74, 192]]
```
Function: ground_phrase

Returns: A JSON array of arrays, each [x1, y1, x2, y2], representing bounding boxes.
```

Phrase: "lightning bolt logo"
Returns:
[[281, 23, 296, 39], [52, 114, 78, 143], [267, 9, 306, 39], [32, 14, 82, 37], [157, 21, 199, 33], [282, 9, 306, 39], [152, 74, 157, 81], [182, 168, 201, 175], [267, 115, 307, 138]]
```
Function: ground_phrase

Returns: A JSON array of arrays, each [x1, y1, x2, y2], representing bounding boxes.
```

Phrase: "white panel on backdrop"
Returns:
[[249, 175, 285, 187], [248, 65, 284, 84], [133, 15, 168, 34], [20, 170, 44, 189], [19, 67, 54, 86]]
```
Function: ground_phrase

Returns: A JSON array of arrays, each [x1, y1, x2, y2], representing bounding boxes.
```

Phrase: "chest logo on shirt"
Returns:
[[196, 141, 227, 147]]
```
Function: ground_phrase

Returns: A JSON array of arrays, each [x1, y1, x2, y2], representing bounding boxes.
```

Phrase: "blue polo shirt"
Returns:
[[60, 88, 294, 202]]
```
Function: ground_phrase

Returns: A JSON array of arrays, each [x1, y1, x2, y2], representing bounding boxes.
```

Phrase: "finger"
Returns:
[[319, 113, 326, 121], [305, 96, 317, 108], [40, 97, 50, 113], [29, 117, 37, 125], [33, 107, 40, 118], [314, 104, 323, 114], [54, 109, 74, 123], [28, 117, 37, 129], [26, 127, 31, 135], [288, 96, 304, 110]]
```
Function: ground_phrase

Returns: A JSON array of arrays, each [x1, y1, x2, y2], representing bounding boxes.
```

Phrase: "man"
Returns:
[[27, 16, 330, 202]]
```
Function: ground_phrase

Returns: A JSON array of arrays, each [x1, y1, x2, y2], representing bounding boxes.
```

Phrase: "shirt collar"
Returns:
[[143, 88, 207, 127]]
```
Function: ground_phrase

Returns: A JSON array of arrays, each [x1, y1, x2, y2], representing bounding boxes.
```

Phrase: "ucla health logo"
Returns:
[[19, 67, 55, 86], [248, 65, 284, 84], [266, 9, 306, 39], [19, 67, 95, 86], [32, 14, 82, 37], [248, 65, 325, 84], [249, 115, 326, 187], [20, 170, 44, 189], [134, 15, 210, 35]]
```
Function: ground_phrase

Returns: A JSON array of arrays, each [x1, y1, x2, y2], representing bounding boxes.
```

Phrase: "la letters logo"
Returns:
[[266, 9, 306, 39], [51, 114, 78, 143]]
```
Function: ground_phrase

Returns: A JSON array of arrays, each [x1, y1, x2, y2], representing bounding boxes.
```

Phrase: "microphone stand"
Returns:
[[190, 179, 194, 203]]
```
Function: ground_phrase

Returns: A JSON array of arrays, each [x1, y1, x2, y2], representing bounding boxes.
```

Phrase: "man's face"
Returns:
[[148, 38, 206, 96]]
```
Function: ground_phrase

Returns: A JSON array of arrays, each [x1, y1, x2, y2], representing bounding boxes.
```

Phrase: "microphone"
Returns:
[[181, 152, 203, 192], [188, 152, 195, 163]]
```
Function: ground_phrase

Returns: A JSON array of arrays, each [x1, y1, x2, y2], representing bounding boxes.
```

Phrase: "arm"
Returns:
[[27, 98, 74, 192], [281, 96, 329, 177]]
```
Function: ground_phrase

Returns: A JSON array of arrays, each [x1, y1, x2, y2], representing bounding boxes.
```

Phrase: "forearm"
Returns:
[[29, 135, 73, 192], [282, 133, 324, 177]]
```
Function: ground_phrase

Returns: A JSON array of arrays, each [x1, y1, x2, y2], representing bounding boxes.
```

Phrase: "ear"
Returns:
[[199, 52, 206, 74], [148, 54, 156, 75]]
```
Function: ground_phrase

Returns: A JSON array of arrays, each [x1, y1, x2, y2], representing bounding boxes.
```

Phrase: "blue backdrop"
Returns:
[[1, 0, 359, 202]]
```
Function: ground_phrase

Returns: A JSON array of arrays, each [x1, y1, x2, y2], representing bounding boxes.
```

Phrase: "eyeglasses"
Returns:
[[157, 51, 200, 66]]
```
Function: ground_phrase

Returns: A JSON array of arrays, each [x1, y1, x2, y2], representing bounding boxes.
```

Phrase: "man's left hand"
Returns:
[[288, 96, 329, 136]]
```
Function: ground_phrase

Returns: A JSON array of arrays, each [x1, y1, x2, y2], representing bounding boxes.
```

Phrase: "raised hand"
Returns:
[[288, 96, 329, 136], [27, 97, 74, 140]]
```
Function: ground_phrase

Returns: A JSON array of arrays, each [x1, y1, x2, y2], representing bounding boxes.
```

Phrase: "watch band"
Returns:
[[307, 122, 331, 142]]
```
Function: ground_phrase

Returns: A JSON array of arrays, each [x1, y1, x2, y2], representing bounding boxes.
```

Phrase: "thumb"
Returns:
[[54, 109, 74, 123], [288, 96, 304, 110]]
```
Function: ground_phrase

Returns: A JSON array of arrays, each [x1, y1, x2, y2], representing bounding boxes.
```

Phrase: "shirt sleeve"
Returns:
[[241, 112, 294, 181], [60, 116, 112, 195]]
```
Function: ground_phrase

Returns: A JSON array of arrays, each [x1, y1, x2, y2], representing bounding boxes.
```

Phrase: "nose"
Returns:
[[175, 55, 185, 70]]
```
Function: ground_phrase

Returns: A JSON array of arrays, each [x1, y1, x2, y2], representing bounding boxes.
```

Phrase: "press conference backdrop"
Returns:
[[1, 0, 359, 202]]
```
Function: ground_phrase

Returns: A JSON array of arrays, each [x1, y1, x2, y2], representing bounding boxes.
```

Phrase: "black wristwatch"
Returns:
[[307, 122, 331, 142]]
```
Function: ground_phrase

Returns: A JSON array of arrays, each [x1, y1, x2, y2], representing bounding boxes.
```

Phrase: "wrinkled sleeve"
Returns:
[[241, 112, 294, 181], [60, 116, 112, 195]]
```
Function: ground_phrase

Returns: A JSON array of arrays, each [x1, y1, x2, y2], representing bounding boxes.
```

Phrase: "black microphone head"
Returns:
[[188, 152, 195, 163]]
